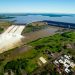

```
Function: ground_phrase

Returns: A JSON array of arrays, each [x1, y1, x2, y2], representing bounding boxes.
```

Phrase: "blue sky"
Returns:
[[0, 0, 75, 13]]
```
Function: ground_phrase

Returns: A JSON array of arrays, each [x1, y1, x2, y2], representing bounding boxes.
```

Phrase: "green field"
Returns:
[[29, 30, 75, 52], [0, 30, 75, 75], [0, 27, 4, 33], [22, 24, 48, 34]]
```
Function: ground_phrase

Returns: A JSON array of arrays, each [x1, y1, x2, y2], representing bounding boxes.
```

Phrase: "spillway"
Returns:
[[0, 25, 25, 53]]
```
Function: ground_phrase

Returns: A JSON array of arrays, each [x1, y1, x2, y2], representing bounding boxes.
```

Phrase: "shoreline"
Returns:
[[22, 26, 61, 44], [43, 20, 75, 29]]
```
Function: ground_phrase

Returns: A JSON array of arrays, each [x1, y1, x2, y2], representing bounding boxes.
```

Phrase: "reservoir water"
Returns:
[[0, 13, 75, 24]]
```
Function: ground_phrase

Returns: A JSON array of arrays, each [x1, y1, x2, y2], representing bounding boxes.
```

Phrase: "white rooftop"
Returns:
[[39, 57, 47, 64], [54, 55, 75, 73]]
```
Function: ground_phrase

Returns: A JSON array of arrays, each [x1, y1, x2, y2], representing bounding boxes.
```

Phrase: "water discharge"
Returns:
[[0, 25, 25, 53]]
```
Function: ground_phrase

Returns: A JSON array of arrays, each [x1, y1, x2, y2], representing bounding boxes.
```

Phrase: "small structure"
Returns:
[[39, 57, 47, 64]]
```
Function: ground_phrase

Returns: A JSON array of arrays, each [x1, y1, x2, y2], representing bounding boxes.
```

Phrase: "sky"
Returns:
[[0, 0, 75, 13]]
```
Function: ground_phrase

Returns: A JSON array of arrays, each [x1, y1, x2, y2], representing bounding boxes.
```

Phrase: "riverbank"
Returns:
[[2, 30, 75, 75], [22, 26, 60, 44]]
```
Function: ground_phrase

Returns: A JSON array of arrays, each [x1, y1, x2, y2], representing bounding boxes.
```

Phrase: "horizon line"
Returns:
[[0, 12, 75, 14]]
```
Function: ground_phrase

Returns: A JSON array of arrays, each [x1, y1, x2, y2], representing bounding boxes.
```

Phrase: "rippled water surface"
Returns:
[[0, 14, 75, 24]]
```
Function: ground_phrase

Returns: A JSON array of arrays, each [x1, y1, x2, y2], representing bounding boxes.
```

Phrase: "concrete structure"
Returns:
[[39, 57, 47, 64], [54, 55, 75, 73], [0, 25, 25, 53]]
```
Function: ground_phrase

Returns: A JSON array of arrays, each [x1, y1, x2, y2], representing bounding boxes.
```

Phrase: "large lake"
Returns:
[[0, 13, 75, 24]]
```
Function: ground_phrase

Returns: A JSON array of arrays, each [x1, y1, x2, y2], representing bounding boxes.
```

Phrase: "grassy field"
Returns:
[[31, 30, 75, 54], [0, 30, 75, 75], [0, 21, 12, 33], [0, 21, 12, 27], [0, 27, 4, 33], [22, 24, 48, 34]]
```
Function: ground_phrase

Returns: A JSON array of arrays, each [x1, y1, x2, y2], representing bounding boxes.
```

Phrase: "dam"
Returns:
[[0, 25, 25, 53]]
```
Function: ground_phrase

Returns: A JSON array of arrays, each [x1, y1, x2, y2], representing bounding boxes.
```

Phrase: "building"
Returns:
[[39, 57, 47, 64], [54, 55, 75, 73]]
